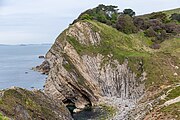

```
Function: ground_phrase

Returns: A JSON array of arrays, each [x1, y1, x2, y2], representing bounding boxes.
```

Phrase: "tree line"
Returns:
[[73, 4, 180, 49]]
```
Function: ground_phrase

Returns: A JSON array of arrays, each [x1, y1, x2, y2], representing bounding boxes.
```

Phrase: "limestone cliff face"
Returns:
[[42, 21, 146, 110]]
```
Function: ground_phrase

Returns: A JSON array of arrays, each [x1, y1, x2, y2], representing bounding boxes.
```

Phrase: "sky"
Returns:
[[0, 0, 179, 45]]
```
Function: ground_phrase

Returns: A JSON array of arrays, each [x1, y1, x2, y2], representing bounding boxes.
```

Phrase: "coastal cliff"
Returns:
[[44, 21, 145, 106], [0, 5, 179, 120], [39, 20, 179, 119], [37, 6, 180, 120]]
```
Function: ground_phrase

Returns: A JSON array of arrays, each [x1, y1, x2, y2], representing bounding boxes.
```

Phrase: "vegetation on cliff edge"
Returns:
[[74, 5, 180, 49]]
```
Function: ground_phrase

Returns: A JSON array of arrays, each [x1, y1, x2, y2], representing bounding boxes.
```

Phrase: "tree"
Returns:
[[96, 11, 107, 23], [76, 4, 120, 26], [116, 15, 137, 34], [123, 9, 135, 17]]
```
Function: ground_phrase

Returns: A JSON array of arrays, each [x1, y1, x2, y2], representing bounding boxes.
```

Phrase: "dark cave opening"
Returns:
[[63, 98, 76, 114]]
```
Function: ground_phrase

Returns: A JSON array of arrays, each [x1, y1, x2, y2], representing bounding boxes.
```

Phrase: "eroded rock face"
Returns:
[[67, 22, 101, 45], [0, 87, 72, 120], [42, 21, 146, 112]]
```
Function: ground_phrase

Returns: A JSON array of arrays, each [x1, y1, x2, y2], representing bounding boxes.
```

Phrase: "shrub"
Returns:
[[133, 17, 149, 30], [148, 19, 164, 31], [116, 15, 138, 34]]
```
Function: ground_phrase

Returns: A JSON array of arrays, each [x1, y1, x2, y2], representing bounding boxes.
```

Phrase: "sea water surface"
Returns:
[[0, 44, 51, 90]]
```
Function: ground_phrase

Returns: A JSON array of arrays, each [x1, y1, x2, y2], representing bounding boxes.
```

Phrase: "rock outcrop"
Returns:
[[0, 87, 72, 120], [34, 60, 50, 75]]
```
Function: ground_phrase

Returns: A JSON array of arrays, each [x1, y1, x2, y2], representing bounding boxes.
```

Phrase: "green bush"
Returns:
[[116, 15, 138, 34], [133, 17, 149, 30]]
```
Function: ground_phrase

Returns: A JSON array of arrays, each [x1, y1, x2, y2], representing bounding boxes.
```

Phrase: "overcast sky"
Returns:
[[0, 0, 179, 44]]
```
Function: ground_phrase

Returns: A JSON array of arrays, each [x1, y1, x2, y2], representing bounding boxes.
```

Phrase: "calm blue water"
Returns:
[[0, 44, 51, 90]]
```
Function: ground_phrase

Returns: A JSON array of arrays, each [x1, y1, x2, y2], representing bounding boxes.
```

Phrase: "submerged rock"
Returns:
[[38, 55, 45, 59]]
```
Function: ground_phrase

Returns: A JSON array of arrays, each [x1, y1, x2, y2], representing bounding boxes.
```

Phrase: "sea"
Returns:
[[0, 44, 51, 90]]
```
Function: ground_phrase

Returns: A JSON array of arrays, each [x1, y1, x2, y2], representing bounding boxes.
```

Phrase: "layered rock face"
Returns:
[[42, 21, 145, 110]]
